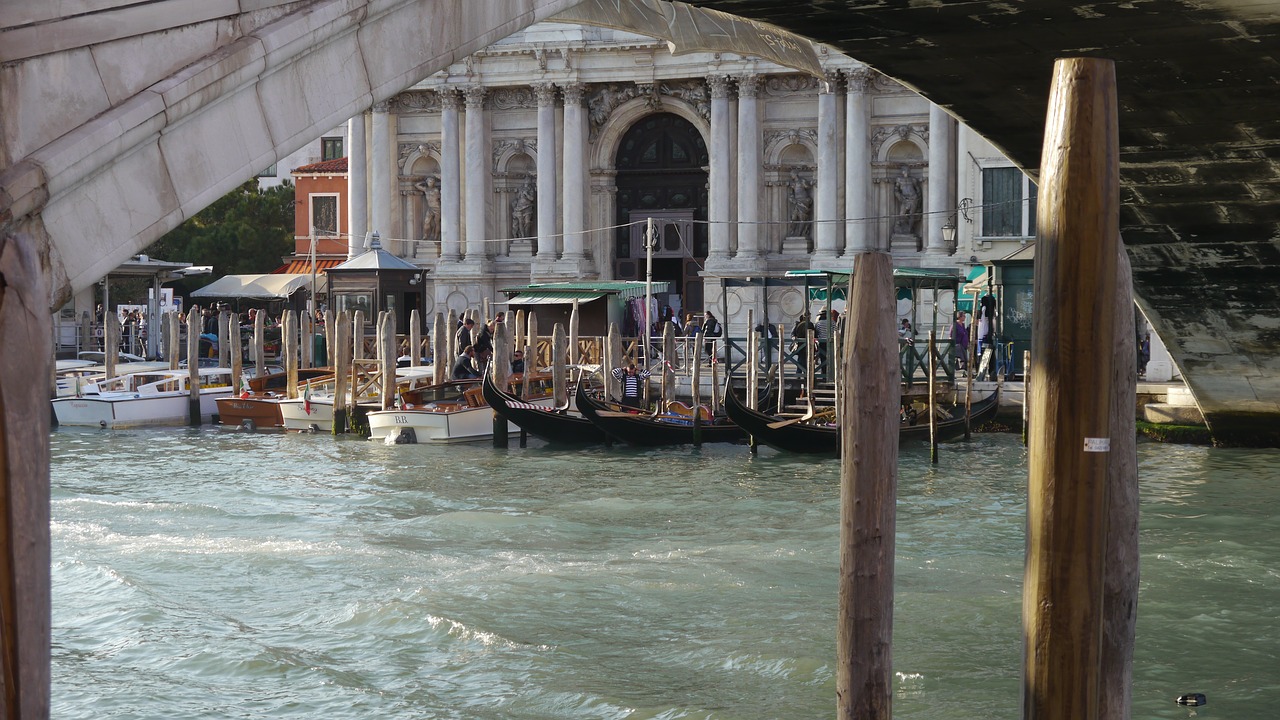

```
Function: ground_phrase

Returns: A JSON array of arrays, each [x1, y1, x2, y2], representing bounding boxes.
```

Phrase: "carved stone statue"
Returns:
[[892, 164, 922, 238], [511, 174, 536, 239], [415, 176, 441, 246], [786, 169, 814, 239]]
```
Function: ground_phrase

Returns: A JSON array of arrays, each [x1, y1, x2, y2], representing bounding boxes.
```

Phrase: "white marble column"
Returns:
[[370, 102, 394, 247], [813, 72, 841, 261], [535, 83, 558, 258], [926, 103, 957, 254], [708, 74, 733, 262], [440, 89, 461, 262], [562, 83, 587, 263], [464, 85, 489, 261], [346, 112, 368, 258], [844, 70, 872, 254], [736, 74, 761, 260]]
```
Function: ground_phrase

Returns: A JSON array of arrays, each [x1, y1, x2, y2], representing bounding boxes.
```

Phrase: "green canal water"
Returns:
[[49, 428, 1279, 718]]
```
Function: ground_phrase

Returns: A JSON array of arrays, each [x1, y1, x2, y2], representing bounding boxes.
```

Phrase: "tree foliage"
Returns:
[[144, 179, 295, 296]]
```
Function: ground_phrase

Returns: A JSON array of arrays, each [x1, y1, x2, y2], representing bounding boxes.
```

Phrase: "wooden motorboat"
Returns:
[[366, 375, 555, 444], [482, 372, 606, 445], [574, 382, 746, 447], [51, 367, 235, 428], [215, 367, 335, 430], [723, 385, 1001, 455], [277, 365, 437, 432]]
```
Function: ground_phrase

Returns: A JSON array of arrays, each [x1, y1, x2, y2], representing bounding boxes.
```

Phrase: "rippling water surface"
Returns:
[[50, 428, 1280, 719]]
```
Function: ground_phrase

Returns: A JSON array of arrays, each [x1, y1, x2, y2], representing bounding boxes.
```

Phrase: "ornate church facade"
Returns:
[[337, 21, 1034, 328]]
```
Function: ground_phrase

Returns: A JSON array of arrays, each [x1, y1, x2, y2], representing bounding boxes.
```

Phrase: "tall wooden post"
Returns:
[[167, 311, 180, 370], [103, 311, 119, 381], [746, 309, 757, 410], [569, 299, 581, 365], [299, 311, 312, 369], [218, 310, 231, 368], [552, 324, 567, 407], [379, 312, 396, 410], [284, 311, 298, 398], [837, 252, 900, 720], [446, 309, 459, 364], [332, 311, 351, 434], [661, 323, 675, 408], [352, 309, 366, 365], [1100, 249, 1139, 720], [229, 313, 243, 397], [928, 330, 938, 463], [606, 322, 622, 402], [1023, 57, 1119, 720], [433, 312, 447, 383], [525, 312, 539, 399], [252, 310, 265, 379], [0, 232, 52, 720], [186, 310, 202, 426], [514, 309, 526, 355], [409, 309, 422, 367], [691, 338, 703, 447], [493, 320, 510, 447]]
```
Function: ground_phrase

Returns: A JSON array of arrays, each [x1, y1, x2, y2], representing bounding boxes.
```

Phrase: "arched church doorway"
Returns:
[[613, 113, 709, 317]]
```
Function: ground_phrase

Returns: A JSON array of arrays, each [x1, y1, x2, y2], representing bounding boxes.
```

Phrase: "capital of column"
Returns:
[[845, 68, 874, 94], [820, 68, 840, 94], [463, 85, 486, 109], [534, 82, 558, 107], [562, 82, 586, 106], [736, 74, 759, 99], [707, 74, 732, 99], [372, 99, 392, 113], [439, 88, 461, 110]]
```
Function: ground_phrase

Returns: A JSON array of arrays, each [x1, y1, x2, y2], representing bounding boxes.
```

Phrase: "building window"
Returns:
[[321, 137, 344, 161], [981, 167, 1038, 238], [310, 195, 340, 236]]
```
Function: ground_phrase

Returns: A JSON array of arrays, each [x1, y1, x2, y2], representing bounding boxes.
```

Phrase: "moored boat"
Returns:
[[482, 372, 606, 445], [574, 382, 746, 447], [215, 367, 335, 430], [723, 385, 1000, 455], [367, 376, 556, 444], [52, 367, 235, 428]]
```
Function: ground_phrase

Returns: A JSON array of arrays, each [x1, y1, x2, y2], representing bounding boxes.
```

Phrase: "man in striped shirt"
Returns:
[[611, 363, 651, 409]]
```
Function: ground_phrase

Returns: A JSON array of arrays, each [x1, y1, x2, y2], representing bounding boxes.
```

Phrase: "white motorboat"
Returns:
[[367, 376, 556, 444], [277, 365, 438, 432], [55, 361, 170, 397], [52, 367, 235, 428]]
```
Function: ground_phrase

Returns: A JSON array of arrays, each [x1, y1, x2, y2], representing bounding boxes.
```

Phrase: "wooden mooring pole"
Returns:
[[186, 310, 201, 426], [837, 251, 899, 720], [928, 330, 938, 464], [493, 320, 510, 448], [0, 232, 52, 719], [1023, 57, 1119, 720]]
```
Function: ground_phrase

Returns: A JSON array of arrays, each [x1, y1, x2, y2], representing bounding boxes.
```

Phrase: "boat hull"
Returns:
[[575, 383, 746, 447], [53, 390, 228, 428], [216, 396, 286, 430], [723, 386, 1000, 455], [482, 374, 606, 445], [367, 396, 555, 444]]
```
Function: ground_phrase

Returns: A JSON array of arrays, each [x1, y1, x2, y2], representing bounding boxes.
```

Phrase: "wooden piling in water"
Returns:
[[552, 323, 567, 408], [299, 311, 312, 369], [218, 310, 231, 368], [253, 310, 265, 379], [104, 312, 119, 381], [569, 300, 580, 365], [493, 320, 510, 447], [284, 311, 298, 398], [186, 310, 202, 426], [332, 311, 351, 434], [837, 252, 899, 720], [0, 231, 53, 719], [1100, 248, 1139, 720], [433, 312, 447, 385], [777, 323, 786, 416], [928, 330, 938, 464], [524, 312, 539, 400], [168, 311, 180, 370], [606, 323, 622, 402], [229, 313, 243, 397], [661, 323, 675, 408], [379, 311, 396, 411], [1022, 57, 1119, 720], [410, 309, 422, 368]]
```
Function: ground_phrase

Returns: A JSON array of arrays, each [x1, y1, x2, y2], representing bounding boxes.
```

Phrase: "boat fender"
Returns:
[[1175, 694, 1206, 707], [98, 420, 107, 428], [239, 419, 257, 433], [306, 423, 320, 433], [386, 428, 417, 445]]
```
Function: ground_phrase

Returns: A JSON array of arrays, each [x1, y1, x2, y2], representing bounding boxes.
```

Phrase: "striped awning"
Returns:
[[273, 258, 344, 274]]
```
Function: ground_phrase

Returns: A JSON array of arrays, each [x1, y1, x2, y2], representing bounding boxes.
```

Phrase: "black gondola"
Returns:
[[482, 372, 608, 445], [574, 382, 747, 447], [723, 385, 1001, 455]]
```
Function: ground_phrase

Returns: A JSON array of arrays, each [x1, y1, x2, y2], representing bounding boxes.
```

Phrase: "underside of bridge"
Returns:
[[686, 0, 1280, 445]]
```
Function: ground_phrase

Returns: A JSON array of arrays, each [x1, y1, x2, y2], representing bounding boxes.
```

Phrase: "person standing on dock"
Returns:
[[951, 311, 970, 372], [611, 363, 651, 409]]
